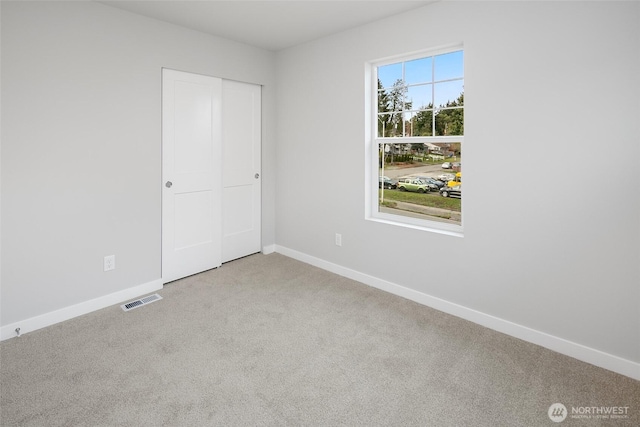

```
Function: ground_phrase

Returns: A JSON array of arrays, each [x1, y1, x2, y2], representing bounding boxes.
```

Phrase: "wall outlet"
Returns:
[[335, 233, 342, 247], [104, 255, 115, 272]]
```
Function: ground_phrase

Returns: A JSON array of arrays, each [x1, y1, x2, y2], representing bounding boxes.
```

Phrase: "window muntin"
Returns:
[[372, 48, 464, 232], [377, 50, 464, 139]]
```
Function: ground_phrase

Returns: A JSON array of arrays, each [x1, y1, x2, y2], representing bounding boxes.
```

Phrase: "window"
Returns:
[[367, 47, 464, 235]]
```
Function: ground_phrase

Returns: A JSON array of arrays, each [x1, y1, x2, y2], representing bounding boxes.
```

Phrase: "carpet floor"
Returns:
[[1, 253, 638, 426]]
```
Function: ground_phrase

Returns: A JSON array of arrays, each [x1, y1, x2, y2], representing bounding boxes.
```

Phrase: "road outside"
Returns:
[[381, 161, 458, 180]]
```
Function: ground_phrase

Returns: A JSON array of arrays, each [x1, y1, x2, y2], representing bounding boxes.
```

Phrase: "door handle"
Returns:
[[165, 181, 173, 188], [255, 173, 260, 179]]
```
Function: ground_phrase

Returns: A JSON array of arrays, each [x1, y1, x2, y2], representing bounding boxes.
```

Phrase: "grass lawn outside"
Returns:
[[379, 189, 461, 211]]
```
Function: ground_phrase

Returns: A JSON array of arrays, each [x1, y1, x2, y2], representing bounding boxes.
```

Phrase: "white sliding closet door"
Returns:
[[162, 69, 222, 283], [162, 71, 262, 283], [221, 80, 262, 263]]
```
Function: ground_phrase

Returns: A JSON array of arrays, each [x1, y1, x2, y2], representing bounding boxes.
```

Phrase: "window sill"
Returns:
[[366, 212, 463, 238]]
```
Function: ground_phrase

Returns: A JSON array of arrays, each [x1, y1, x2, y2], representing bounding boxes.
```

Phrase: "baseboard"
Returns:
[[275, 245, 640, 381], [0, 279, 163, 341], [262, 244, 276, 255]]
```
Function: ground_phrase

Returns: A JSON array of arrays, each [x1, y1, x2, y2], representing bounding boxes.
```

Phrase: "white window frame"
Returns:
[[365, 45, 464, 237]]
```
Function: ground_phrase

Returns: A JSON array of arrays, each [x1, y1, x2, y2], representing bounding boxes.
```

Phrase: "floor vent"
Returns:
[[121, 294, 163, 312]]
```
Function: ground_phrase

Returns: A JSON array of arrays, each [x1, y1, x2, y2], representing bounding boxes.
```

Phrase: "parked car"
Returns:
[[440, 185, 462, 198], [379, 176, 398, 189], [397, 178, 430, 193], [445, 171, 462, 188], [437, 173, 455, 182], [442, 162, 453, 169], [415, 176, 445, 189]]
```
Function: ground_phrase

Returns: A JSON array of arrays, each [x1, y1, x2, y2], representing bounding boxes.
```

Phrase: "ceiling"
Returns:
[[98, 1, 435, 51]]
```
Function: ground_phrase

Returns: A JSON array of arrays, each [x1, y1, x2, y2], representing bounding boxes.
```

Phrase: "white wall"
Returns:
[[275, 1, 639, 375], [1, 1, 276, 327]]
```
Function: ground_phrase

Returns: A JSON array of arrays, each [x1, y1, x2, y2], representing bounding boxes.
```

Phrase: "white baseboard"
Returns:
[[0, 279, 163, 341], [262, 244, 276, 255], [275, 245, 640, 381]]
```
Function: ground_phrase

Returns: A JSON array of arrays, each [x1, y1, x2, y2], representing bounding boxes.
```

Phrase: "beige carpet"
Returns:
[[1, 253, 638, 426]]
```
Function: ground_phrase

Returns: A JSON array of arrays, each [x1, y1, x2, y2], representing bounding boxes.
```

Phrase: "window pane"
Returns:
[[379, 84, 406, 117], [405, 57, 432, 85], [378, 62, 402, 89], [378, 142, 461, 225], [406, 84, 432, 111], [434, 80, 464, 108], [434, 107, 464, 136], [377, 113, 403, 137], [434, 50, 463, 81], [378, 89, 404, 112], [409, 109, 434, 136], [403, 112, 416, 136]]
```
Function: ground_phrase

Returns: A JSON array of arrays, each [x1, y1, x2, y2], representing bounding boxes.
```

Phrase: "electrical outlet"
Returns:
[[104, 255, 115, 272], [335, 233, 342, 247]]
